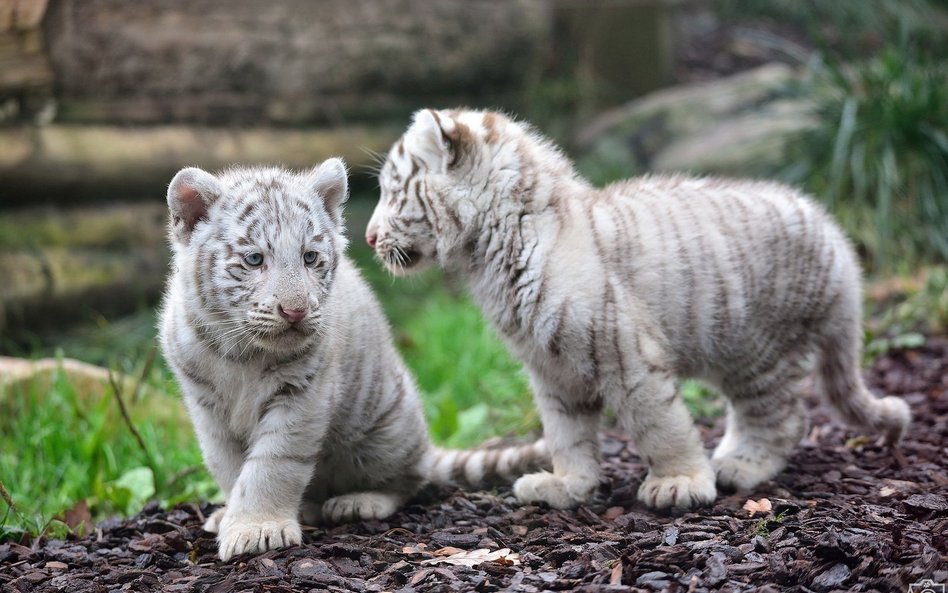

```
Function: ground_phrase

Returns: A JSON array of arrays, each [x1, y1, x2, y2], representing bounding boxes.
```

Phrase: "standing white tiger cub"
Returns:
[[159, 159, 548, 561], [365, 109, 911, 511]]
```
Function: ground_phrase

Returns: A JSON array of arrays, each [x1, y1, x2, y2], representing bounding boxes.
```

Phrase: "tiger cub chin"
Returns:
[[159, 160, 548, 561], [365, 108, 911, 511]]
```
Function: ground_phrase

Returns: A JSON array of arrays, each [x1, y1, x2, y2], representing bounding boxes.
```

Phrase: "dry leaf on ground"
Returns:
[[742, 498, 772, 517], [61, 500, 94, 534], [401, 543, 431, 556], [421, 548, 521, 567], [603, 506, 625, 521], [609, 561, 623, 585], [432, 546, 466, 557]]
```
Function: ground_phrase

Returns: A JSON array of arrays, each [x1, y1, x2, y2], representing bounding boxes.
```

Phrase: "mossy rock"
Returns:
[[575, 64, 815, 180]]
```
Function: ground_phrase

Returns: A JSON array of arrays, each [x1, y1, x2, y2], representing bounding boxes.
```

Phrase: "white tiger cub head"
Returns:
[[166, 159, 349, 354], [366, 108, 523, 275]]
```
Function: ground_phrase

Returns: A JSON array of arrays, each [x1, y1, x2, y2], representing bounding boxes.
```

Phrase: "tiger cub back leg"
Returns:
[[613, 369, 717, 509], [322, 492, 405, 524], [712, 359, 810, 490], [605, 321, 717, 509]]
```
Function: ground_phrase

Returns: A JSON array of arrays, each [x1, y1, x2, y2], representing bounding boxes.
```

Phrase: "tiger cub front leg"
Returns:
[[513, 377, 601, 509], [185, 403, 245, 534], [216, 409, 324, 562], [617, 369, 716, 509]]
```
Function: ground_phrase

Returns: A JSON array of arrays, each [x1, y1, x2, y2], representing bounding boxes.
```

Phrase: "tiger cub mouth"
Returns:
[[400, 248, 422, 267], [380, 244, 423, 270]]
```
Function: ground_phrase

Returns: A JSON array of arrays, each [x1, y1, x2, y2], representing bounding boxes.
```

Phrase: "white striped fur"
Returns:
[[366, 109, 911, 511], [159, 160, 548, 561]]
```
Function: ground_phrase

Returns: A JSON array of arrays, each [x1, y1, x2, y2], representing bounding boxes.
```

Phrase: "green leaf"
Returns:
[[447, 404, 491, 448], [109, 467, 156, 515], [891, 332, 925, 350]]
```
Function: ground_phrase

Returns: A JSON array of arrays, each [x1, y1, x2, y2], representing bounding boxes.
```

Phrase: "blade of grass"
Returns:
[[827, 96, 858, 209]]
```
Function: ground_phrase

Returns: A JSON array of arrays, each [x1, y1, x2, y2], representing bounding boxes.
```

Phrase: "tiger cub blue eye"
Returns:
[[244, 253, 263, 266], [303, 251, 318, 265]]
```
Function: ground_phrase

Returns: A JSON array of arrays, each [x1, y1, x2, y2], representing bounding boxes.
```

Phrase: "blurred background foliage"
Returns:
[[1, 0, 945, 539], [785, 43, 948, 271]]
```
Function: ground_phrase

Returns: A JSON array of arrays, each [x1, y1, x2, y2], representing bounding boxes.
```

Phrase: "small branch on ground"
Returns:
[[166, 466, 203, 490], [108, 343, 164, 492], [108, 368, 150, 460], [129, 343, 158, 404], [0, 478, 28, 536], [0, 479, 19, 515]]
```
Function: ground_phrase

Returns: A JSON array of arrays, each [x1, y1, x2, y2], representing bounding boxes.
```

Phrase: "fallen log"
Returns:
[[0, 245, 169, 337], [0, 124, 400, 206], [41, 0, 548, 125]]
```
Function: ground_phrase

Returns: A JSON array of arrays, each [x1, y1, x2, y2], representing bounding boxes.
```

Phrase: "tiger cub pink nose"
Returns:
[[278, 304, 308, 323], [366, 232, 377, 247]]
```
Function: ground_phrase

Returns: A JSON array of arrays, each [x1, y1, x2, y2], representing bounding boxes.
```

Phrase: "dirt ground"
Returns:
[[1, 339, 946, 593]]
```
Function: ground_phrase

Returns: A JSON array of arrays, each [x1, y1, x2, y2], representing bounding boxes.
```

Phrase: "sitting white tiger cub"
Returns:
[[365, 109, 911, 510], [159, 160, 548, 561]]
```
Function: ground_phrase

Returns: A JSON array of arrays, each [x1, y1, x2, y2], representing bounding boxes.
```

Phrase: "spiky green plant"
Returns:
[[785, 43, 948, 272]]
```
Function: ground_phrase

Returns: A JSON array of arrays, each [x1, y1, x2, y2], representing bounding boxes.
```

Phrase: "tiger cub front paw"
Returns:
[[513, 471, 597, 509], [637, 467, 717, 509], [217, 515, 302, 562]]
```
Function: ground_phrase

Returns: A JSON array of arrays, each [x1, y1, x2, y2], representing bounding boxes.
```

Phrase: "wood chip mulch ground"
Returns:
[[2, 339, 946, 593]]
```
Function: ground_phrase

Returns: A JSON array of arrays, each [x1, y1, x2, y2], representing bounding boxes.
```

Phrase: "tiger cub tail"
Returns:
[[425, 439, 550, 488], [818, 328, 911, 445]]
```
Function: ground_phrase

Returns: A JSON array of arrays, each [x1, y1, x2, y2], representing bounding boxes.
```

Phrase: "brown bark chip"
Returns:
[[2, 339, 946, 592]]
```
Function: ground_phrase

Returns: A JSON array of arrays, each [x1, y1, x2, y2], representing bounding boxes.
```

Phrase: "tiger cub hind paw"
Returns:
[[637, 467, 717, 509], [202, 506, 225, 533], [712, 452, 785, 491], [513, 471, 597, 509], [322, 492, 401, 524]]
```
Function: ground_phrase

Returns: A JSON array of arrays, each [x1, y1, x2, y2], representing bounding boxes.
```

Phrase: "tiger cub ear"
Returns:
[[167, 167, 223, 245], [309, 157, 349, 225], [408, 109, 472, 170]]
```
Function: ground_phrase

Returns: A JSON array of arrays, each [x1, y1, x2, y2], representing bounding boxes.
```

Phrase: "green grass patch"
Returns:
[[395, 291, 539, 447], [681, 380, 726, 420], [864, 265, 948, 363], [751, 509, 789, 538], [0, 358, 215, 542]]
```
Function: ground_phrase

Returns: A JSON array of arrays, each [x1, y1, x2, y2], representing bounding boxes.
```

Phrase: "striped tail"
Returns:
[[818, 334, 911, 445], [424, 439, 550, 488]]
